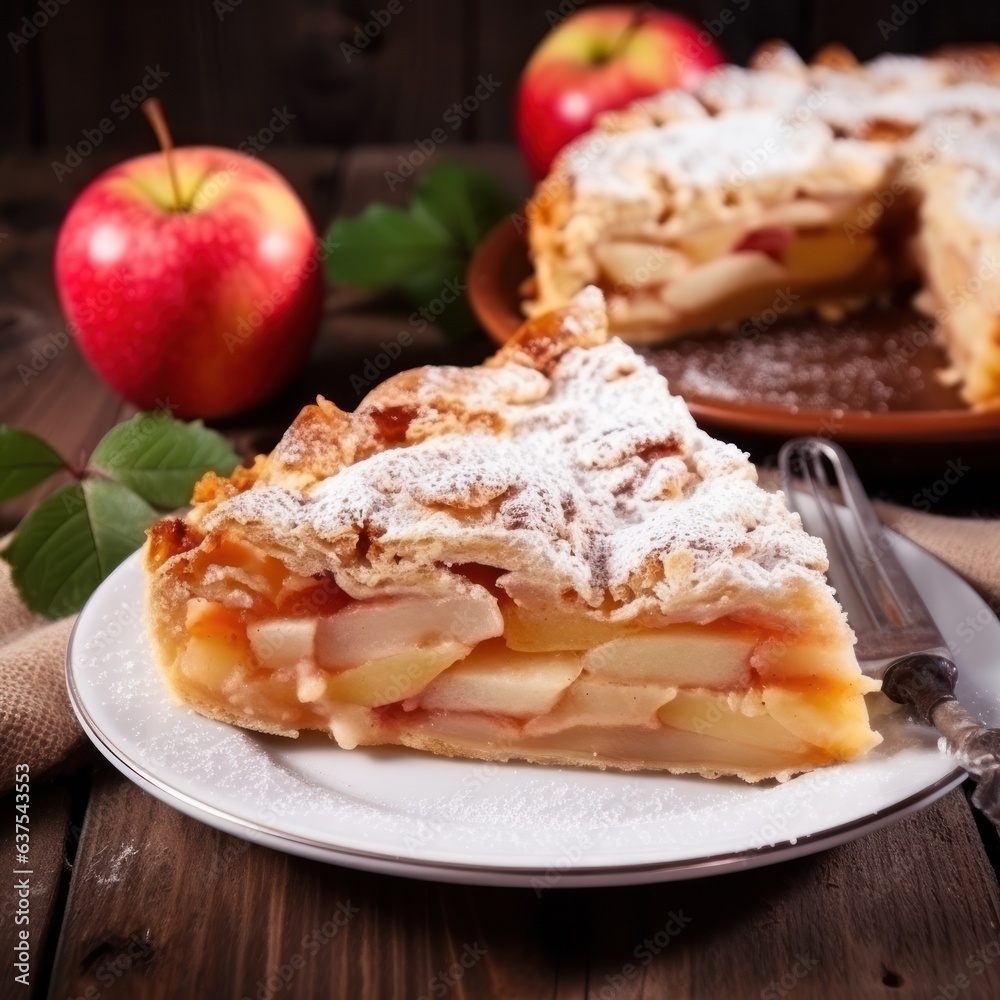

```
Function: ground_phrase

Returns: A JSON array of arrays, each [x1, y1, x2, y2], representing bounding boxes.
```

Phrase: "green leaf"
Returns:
[[3, 480, 157, 618], [90, 412, 241, 509], [325, 203, 452, 287], [414, 161, 514, 251], [323, 161, 514, 340], [0, 427, 66, 503], [399, 255, 474, 339]]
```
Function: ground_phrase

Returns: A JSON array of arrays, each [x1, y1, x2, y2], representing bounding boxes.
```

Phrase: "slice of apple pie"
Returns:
[[144, 287, 880, 781]]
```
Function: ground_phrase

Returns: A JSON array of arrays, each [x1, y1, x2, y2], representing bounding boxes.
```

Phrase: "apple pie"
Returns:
[[144, 287, 880, 781], [526, 41, 1000, 405]]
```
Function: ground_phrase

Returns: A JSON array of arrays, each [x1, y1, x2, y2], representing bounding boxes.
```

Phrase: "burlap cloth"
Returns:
[[2, 502, 999, 797]]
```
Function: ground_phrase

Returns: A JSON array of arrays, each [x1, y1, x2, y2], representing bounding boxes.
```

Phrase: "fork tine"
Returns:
[[817, 439, 920, 628], [779, 437, 932, 634], [781, 437, 950, 670], [807, 443, 897, 628], [823, 441, 929, 625], [779, 438, 890, 632]]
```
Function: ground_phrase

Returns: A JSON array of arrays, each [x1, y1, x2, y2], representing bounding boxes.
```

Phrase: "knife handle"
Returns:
[[881, 653, 959, 725]]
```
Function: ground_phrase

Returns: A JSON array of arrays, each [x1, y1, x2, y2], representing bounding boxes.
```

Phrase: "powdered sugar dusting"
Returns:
[[201, 292, 834, 628], [562, 47, 1000, 202], [570, 112, 842, 201], [912, 117, 1000, 232]]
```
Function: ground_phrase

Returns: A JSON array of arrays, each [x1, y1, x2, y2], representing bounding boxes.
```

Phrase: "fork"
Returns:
[[778, 436, 1000, 825]]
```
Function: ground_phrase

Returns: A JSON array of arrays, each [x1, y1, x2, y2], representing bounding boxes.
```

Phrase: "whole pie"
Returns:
[[144, 288, 880, 781], [525, 42, 1000, 406]]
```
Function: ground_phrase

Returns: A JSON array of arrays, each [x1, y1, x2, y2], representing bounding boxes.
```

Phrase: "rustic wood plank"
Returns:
[[49, 766, 567, 1000], [582, 788, 1000, 999], [48, 770, 1000, 998], [0, 779, 74, 996], [29, 0, 473, 150], [33, 0, 312, 152]]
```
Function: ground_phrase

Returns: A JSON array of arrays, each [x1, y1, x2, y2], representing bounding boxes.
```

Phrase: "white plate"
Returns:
[[67, 531, 996, 887]]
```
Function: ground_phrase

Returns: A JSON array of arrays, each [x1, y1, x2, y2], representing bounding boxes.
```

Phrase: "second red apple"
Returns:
[[516, 6, 724, 179]]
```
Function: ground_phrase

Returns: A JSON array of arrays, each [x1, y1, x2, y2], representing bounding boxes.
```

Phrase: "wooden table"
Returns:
[[3, 147, 1000, 1000]]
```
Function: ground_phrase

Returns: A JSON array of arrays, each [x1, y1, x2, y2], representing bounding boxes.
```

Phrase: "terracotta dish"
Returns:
[[468, 217, 1000, 464]]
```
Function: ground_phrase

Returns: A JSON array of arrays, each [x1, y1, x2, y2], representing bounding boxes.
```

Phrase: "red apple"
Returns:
[[55, 143, 323, 418], [516, 6, 725, 178]]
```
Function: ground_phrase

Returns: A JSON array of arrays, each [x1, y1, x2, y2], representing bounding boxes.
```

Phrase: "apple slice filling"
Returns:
[[170, 566, 877, 772], [594, 208, 891, 337]]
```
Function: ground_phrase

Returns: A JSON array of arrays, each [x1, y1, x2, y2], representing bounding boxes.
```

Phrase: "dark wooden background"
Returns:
[[4, 0, 1000, 156]]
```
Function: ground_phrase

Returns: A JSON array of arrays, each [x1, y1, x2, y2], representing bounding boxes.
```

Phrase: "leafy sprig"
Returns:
[[325, 160, 513, 338], [0, 413, 240, 618]]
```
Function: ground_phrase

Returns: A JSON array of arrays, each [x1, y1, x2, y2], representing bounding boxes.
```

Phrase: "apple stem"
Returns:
[[142, 98, 185, 211], [605, 7, 648, 64]]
